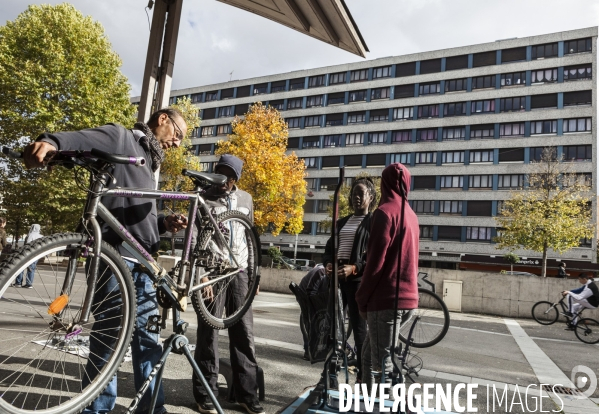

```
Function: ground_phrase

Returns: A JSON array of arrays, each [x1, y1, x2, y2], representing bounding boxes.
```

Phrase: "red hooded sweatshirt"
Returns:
[[355, 163, 419, 312]]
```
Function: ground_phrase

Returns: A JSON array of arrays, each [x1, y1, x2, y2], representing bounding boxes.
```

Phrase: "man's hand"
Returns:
[[338, 265, 355, 280], [200, 277, 214, 302], [23, 141, 57, 169], [165, 214, 187, 233], [562, 290, 569, 297]]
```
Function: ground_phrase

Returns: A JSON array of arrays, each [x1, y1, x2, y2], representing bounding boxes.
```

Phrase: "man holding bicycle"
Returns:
[[23, 108, 188, 414], [562, 273, 599, 330]]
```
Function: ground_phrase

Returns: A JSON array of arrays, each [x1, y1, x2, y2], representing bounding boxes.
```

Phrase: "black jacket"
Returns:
[[322, 214, 371, 283]]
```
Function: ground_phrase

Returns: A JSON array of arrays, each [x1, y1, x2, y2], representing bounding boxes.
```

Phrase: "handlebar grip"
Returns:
[[2, 147, 23, 159], [90, 148, 146, 166]]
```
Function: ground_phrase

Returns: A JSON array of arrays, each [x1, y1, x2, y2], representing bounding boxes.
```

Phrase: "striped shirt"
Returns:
[[338, 215, 366, 260]]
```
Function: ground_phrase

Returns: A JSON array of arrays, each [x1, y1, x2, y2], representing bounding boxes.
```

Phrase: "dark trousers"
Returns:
[[340, 280, 367, 381], [192, 270, 258, 404]]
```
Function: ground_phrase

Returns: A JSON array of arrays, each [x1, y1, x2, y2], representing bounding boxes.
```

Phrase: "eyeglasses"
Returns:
[[168, 116, 184, 141]]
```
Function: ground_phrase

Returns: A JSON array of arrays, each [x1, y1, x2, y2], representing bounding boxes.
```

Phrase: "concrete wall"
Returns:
[[259, 267, 599, 320]]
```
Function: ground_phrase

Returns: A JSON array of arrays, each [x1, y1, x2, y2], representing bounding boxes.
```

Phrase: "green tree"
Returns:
[[0, 4, 136, 235], [495, 148, 594, 277], [503, 252, 520, 273]]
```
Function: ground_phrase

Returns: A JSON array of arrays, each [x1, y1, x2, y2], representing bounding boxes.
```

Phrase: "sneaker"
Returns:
[[239, 400, 265, 414], [10, 283, 19, 288], [196, 400, 217, 414], [565, 323, 576, 331], [23, 285, 33, 289], [564, 311, 574, 318]]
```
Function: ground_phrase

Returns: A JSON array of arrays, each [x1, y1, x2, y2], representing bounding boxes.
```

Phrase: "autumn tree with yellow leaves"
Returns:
[[216, 103, 306, 235]]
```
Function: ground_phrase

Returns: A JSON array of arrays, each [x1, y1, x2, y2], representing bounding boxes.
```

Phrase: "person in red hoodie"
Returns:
[[356, 163, 419, 388]]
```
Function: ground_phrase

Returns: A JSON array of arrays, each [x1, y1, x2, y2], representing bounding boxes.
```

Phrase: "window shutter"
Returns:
[[564, 90, 592, 106], [366, 154, 386, 167], [236, 86, 250, 98], [220, 88, 234, 99], [419, 58, 442, 74], [438, 226, 461, 240], [413, 176, 436, 189], [370, 109, 388, 117], [445, 55, 468, 70], [467, 201, 492, 216], [472, 51, 496, 67], [530, 93, 557, 109], [344, 155, 362, 167], [395, 84, 415, 99], [498, 148, 524, 162], [395, 62, 416, 77], [234, 103, 249, 116], [202, 108, 216, 119], [501, 47, 526, 63], [321, 156, 340, 168]]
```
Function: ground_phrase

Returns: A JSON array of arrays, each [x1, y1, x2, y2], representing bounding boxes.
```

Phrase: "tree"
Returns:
[[215, 103, 306, 235], [0, 4, 136, 235], [503, 252, 520, 273], [495, 148, 594, 277]]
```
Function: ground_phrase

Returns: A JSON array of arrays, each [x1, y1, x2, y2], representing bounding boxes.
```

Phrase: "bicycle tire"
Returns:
[[398, 288, 450, 348], [575, 318, 599, 344], [0, 233, 136, 414], [191, 211, 260, 329], [531, 301, 559, 325]]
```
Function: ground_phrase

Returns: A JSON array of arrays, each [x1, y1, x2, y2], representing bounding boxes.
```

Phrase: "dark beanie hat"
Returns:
[[215, 154, 243, 181]]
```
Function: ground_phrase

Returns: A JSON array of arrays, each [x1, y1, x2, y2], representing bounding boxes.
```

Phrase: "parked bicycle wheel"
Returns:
[[191, 211, 260, 329], [398, 288, 450, 348], [531, 301, 559, 325], [575, 318, 599, 344], [0, 233, 136, 414]]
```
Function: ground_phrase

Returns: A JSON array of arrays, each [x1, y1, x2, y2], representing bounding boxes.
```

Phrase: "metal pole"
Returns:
[[294, 233, 298, 261]]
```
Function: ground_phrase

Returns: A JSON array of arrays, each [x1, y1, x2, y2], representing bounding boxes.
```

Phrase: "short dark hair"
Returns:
[[578, 272, 593, 279], [349, 177, 377, 212], [146, 108, 184, 127]]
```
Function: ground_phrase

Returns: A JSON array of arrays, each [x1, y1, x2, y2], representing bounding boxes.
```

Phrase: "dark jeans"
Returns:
[[15, 260, 37, 286], [340, 280, 367, 381], [192, 270, 258, 404]]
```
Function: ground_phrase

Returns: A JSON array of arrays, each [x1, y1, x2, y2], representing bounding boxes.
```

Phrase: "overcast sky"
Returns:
[[3, 1, 599, 97]]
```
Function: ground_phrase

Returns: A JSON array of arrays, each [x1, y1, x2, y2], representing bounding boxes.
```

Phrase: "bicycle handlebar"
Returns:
[[2, 146, 145, 167]]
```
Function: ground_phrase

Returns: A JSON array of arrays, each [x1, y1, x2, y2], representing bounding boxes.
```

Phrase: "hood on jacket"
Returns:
[[379, 163, 411, 206], [26, 224, 42, 242]]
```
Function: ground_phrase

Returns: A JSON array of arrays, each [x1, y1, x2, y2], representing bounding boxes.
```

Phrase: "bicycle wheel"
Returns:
[[398, 288, 450, 348], [0, 233, 136, 414], [531, 301, 559, 325], [191, 211, 260, 329], [575, 318, 599, 344]]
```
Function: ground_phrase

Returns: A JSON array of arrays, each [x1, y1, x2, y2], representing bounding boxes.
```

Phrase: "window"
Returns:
[[305, 178, 317, 190], [308, 75, 325, 88], [532, 43, 558, 59], [395, 84, 415, 99], [392, 130, 412, 143], [471, 124, 494, 139], [411, 200, 434, 214], [316, 222, 329, 235], [501, 47, 526, 63], [498, 148, 524, 162], [301, 222, 314, 235], [417, 105, 439, 119], [303, 157, 318, 168], [499, 97, 524, 112], [306, 95, 323, 107], [466, 227, 492, 241], [318, 200, 331, 213], [373, 66, 391, 79], [323, 135, 340, 148], [499, 122, 524, 137], [468, 175, 492, 189], [563, 91, 592, 106], [442, 151, 465, 164], [467, 201, 492, 216], [349, 90, 367, 102], [366, 154, 386, 167], [287, 137, 300, 149], [445, 55, 468, 71], [396, 62, 416, 77], [530, 93, 557, 109], [218, 106, 232, 117], [419, 58, 441, 74], [445, 78, 467, 92], [564, 64, 592, 81], [419, 225, 433, 239], [287, 117, 301, 129], [440, 201, 463, 214], [413, 176, 436, 190], [471, 100, 496, 114], [371, 87, 390, 100], [205, 91, 218, 101], [345, 133, 364, 146], [531, 68, 558, 83], [287, 98, 303, 110], [271, 80, 286, 93], [579, 237, 592, 247], [236, 86, 251, 98], [191, 127, 201, 137], [556, 146, 585, 163], [393, 107, 413, 121], [302, 137, 320, 148], [564, 173, 592, 187], [417, 129, 437, 142], [269, 100, 284, 110], [414, 152, 437, 164], [329, 72, 346, 85], [501, 72, 526, 87], [531, 120, 557, 135], [191, 93, 202, 103], [498, 174, 524, 188], [472, 75, 496, 89], [443, 102, 467, 117], [304, 200, 315, 213], [328, 92, 345, 105], [319, 178, 337, 191], [472, 51, 496, 67], [530, 147, 557, 162], [216, 124, 231, 135], [370, 109, 389, 123], [390, 153, 410, 164], [321, 156, 340, 168], [347, 112, 366, 124], [289, 78, 305, 90], [253, 83, 267, 95], [419, 82, 441, 95], [443, 127, 466, 141], [200, 126, 214, 137], [369, 132, 387, 145], [325, 113, 343, 127], [440, 176, 463, 189], [304, 115, 320, 128], [202, 108, 216, 119], [438, 226, 462, 241], [200, 162, 212, 172], [563, 118, 592, 133], [344, 155, 362, 167], [350, 69, 368, 82], [469, 150, 493, 163], [565, 38, 592, 55], [234, 103, 249, 116]]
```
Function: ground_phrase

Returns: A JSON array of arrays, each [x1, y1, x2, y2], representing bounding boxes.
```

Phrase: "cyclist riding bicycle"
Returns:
[[562, 272, 599, 330]]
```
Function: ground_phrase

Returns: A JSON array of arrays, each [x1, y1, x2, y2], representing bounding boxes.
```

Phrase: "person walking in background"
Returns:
[[558, 262, 570, 279], [13, 224, 43, 288], [0, 218, 7, 253]]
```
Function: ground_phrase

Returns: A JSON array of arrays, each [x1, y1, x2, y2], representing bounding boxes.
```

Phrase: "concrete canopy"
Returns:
[[216, 0, 369, 58]]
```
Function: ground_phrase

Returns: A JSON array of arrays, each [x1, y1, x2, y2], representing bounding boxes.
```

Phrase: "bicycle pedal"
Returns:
[[146, 315, 162, 333]]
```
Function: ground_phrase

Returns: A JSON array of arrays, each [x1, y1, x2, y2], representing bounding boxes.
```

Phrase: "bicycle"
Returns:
[[532, 296, 599, 344], [398, 287, 450, 348], [0, 147, 260, 414]]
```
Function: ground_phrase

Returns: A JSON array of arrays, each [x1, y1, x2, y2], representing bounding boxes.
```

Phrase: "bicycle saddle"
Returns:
[[182, 169, 227, 186]]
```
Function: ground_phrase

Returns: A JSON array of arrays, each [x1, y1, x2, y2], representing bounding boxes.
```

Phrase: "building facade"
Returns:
[[146, 27, 598, 270]]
